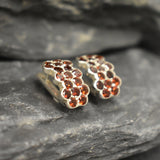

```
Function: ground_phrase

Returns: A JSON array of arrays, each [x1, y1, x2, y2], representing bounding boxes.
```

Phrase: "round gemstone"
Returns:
[[62, 89, 71, 99], [54, 67, 63, 73], [102, 89, 110, 98], [98, 72, 105, 80], [111, 87, 119, 95], [107, 71, 114, 78], [73, 78, 82, 86], [45, 62, 53, 68], [89, 61, 95, 65], [97, 65, 105, 71], [63, 60, 72, 65], [64, 71, 73, 79], [69, 97, 77, 108], [104, 80, 112, 88], [64, 65, 72, 71], [56, 73, 64, 81], [112, 77, 120, 86], [79, 95, 87, 106], [72, 69, 82, 77], [106, 62, 113, 70], [87, 55, 94, 60], [54, 62, 62, 66], [72, 87, 80, 96], [96, 81, 104, 90], [90, 66, 97, 73], [64, 80, 73, 89], [95, 55, 103, 59], [79, 57, 87, 61], [81, 85, 89, 95]]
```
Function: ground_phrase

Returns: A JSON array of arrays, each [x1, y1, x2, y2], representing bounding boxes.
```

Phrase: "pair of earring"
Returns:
[[38, 55, 121, 109]]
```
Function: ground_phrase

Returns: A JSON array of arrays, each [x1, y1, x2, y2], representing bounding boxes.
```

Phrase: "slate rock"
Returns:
[[0, 0, 158, 32], [1, 0, 160, 60], [0, 48, 160, 160], [123, 145, 160, 160], [0, 11, 141, 60], [0, 0, 159, 19]]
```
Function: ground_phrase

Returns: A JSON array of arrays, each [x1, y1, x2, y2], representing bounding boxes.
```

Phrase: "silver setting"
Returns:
[[38, 59, 90, 109], [77, 55, 122, 99]]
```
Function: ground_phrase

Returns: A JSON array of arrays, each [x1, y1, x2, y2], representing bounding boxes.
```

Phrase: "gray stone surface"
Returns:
[[0, 0, 159, 18], [0, 48, 160, 160], [1, 0, 160, 60], [0, 0, 159, 31], [0, 12, 141, 60], [123, 145, 160, 160]]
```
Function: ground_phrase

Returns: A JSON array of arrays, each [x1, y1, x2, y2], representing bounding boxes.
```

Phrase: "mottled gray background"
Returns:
[[0, 1, 160, 160]]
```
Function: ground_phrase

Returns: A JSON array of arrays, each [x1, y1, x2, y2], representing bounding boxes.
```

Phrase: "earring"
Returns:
[[38, 59, 90, 109], [77, 55, 121, 99]]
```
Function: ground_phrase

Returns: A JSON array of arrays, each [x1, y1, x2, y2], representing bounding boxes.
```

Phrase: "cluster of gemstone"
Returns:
[[78, 55, 121, 99], [43, 59, 89, 108]]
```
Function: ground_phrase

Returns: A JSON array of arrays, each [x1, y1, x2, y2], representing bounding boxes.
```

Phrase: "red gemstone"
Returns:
[[87, 55, 94, 59], [54, 67, 63, 73], [64, 65, 72, 71], [98, 72, 105, 80], [72, 87, 80, 96], [64, 80, 73, 89], [64, 71, 73, 79], [102, 89, 110, 98], [97, 65, 105, 71], [79, 95, 87, 106], [73, 78, 82, 86], [54, 62, 62, 66], [112, 77, 120, 86], [63, 60, 72, 65], [72, 69, 82, 77], [79, 57, 87, 61], [56, 73, 64, 81], [69, 97, 77, 108], [95, 55, 103, 59], [104, 80, 112, 88], [90, 66, 97, 73], [62, 89, 71, 99], [96, 81, 104, 90], [81, 85, 89, 95], [89, 61, 95, 65], [111, 87, 119, 95], [106, 62, 113, 70], [44, 62, 53, 68], [107, 71, 114, 78]]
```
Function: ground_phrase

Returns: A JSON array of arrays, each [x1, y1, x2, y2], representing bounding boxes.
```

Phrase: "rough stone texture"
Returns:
[[0, 0, 159, 19], [1, 0, 160, 60], [0, 48, 160, 160], [123, 145, 160, 160], [0, 12, 141, 60], [0, 0, 159, 31]]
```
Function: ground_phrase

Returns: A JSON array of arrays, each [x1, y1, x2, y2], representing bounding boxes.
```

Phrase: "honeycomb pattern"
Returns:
[[43, 59, 89, 108], [78, 55, 121, 99]]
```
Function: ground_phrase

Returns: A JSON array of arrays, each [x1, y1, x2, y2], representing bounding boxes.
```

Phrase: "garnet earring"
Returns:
[[38, 59, 90, 109], [77, 55, 122, 99]]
